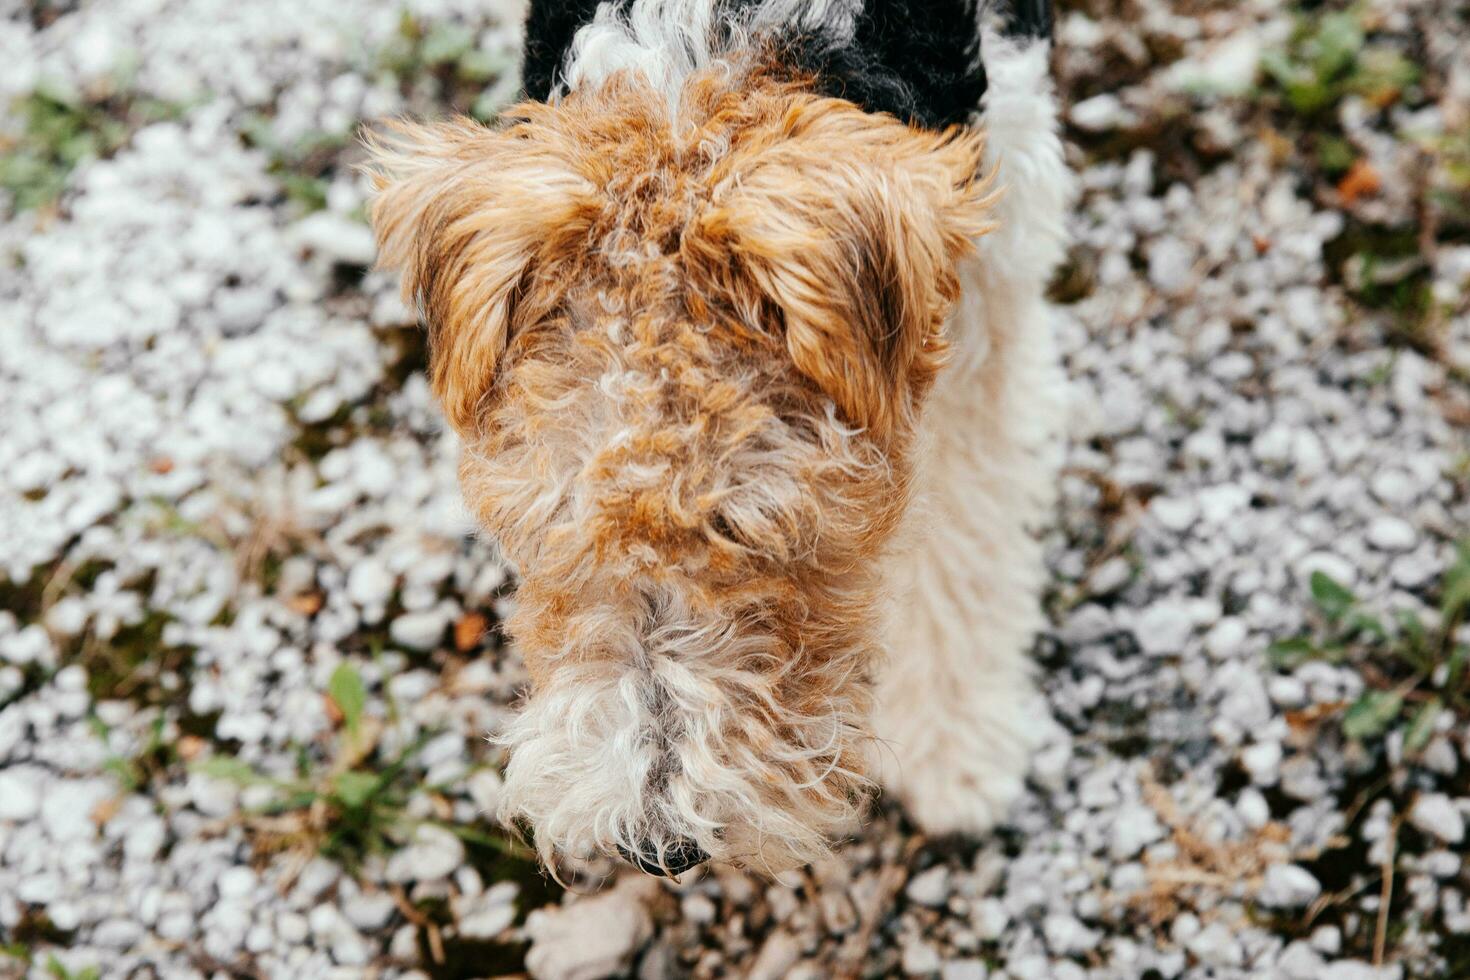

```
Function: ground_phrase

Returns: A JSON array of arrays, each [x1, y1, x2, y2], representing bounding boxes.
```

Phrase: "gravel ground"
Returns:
[[2, 0, 1468, 978]]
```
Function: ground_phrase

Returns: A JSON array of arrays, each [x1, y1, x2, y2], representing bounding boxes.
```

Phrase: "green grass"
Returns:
[[45, 956, 99, 980], [1, 907, 74, 973], [1409, 124, 1470, 247], [181, 660, 549, 980], [0, 88, 183, 213], [1269, 542, 1470, 752], [239, 116, 353, 215], [91, 713, 175, 794], [1249, 5, 1470, 367], [194, 662, 527, 872], [0, 557, 198, 713], [83, 610, 186, 703], [0, 943, 29, 972], [1267, 544, 1470, 966], [1260, 8, 1419, 119], [234, 12, 521, 220], [374, 11, 519, 122]]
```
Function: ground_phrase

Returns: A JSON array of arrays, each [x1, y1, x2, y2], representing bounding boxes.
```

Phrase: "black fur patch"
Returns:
[[783, 0, 985, 130], [1006, 0, 1054, 39], [523, 0, 605, 102], [521, 0, 1047, 130]]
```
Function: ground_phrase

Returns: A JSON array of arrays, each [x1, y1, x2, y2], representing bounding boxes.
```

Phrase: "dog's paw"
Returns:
[[873, 686, 1048, 838], [886, 746, 1030, 837]]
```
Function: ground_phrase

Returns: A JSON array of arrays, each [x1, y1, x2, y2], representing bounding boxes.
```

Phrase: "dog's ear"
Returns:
[[692, 104, 997, 441], [364, 114, 596, 432]]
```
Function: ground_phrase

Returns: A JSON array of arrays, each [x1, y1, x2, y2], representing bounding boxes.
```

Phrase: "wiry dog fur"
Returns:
[[366, 0, 1071, 876]]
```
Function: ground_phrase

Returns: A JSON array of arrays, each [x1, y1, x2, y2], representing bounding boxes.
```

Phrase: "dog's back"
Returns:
[[366, 0, 1071, 876]]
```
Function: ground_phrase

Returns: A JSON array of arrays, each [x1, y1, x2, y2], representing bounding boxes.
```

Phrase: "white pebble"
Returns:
[[905, 866, 951, 908], [1134, 601, 1194, 656], [1147, 237, 1196, 296], [385, 824, 465, 883], [346, 559, 396, 608], [1237, 789, 1270, 829], [1109, 804, 1166, 860], [1410, 794, 1465, 845], [389, 610, 448, 652], [1366, 516, 1417, 552], [941, 960, 989, 980], [1258, 864, 1322, 907], [1204, 618, 1247, 660], [1241, 741, 1283, 786], [0, 770, 41, 821], [525, 879, 655, 980]]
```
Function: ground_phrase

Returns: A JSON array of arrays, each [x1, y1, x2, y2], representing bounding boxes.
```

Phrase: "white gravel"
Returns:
[[1, 0, 1468, 978]]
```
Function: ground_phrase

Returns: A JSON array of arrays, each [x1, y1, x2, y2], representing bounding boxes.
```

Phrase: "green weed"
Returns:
[[0, 88, 181, 212], [193, 661, 524, 871], [1270, 543, 1470, 751], [93, 713, 174, 793], [240, 117, 352, 215], [1261, 9, 1418, 118], [374, 11, 519, 121], [45, 956, 99, 980]]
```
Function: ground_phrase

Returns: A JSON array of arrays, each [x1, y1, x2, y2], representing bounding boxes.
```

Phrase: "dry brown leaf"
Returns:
[[455, 612, 489, 652], [176, 735, 207, 761], [1338, 160, 1381, 204], [323, 691, 343, 726], [91, 796, 123, 827], [288, 592, 324, 616], [1286, 700, 1349, 733]]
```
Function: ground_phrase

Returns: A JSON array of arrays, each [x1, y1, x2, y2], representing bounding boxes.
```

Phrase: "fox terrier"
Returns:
[[366, 0, 1071, 878]]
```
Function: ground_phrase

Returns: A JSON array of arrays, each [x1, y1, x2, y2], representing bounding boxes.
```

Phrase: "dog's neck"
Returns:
[[526, 0, 1011, 131]]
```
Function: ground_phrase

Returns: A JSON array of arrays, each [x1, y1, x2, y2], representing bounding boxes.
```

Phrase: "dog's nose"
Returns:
[[619, 838, 708, 877]]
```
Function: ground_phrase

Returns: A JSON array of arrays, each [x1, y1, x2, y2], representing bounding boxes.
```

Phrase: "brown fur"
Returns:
[[365, 62, 998, 871]]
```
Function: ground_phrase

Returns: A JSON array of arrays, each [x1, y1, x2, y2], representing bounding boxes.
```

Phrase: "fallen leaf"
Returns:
[[1260, 127, 1294, 165], [91, 796, 122, 826], [455, 612, 489, 652], [176, 735, 207, 761], [323, 691, 343, 726], [288, 591, 324, 616], [1286, 701, 1349, 732], [148, 456, 175, 474], [1337, 160, 1381, 204]]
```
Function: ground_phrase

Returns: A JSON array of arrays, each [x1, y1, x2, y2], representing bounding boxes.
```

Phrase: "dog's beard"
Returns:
[[494, 605, 876, 875]]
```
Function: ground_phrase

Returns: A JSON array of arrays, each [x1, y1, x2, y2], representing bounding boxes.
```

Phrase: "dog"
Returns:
[[365, 0, 1071, 878]]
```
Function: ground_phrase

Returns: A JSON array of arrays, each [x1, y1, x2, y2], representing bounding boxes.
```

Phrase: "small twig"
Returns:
[[1303, 871, 1382, 927], [274, 846, 314, 895], [390, 884, 445, 965], [187, 950, 268, 980], [1373, 814, 1403, 966], [834, 836, 923, 980], [1412, 148, 1439, 264], [1337, 775, 1392, 833], [39, 552, 88, 608], [1142, 867, 1237, 889]]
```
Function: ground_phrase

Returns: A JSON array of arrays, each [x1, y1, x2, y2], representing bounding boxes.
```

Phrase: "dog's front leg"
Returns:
[[870, 307, 1060, 835], [871, 30, 1072, 837]]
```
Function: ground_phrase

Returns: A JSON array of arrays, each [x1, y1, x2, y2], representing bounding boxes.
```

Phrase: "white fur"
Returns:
[[872, 35, 1073, 835], [497, 599, 872, 875]]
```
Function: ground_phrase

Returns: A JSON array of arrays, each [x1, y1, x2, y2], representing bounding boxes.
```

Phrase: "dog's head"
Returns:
[[366, 64, 995, 875]]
